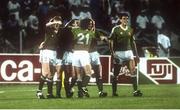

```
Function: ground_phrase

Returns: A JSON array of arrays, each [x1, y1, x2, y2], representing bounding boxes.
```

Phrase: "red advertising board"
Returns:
[[2, 54, 178, 84], [0, 54, 112, 84], [139, 58, 180, 84], [0, 54, 41, 83]]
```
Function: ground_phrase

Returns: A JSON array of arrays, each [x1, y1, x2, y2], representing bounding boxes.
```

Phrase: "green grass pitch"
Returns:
[[0, 84, 180, 109]]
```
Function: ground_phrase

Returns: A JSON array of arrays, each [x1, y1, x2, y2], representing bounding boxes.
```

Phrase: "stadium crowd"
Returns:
[[0, 0, 180, 57]]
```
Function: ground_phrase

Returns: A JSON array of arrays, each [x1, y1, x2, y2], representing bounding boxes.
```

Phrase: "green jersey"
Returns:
[[43, 28, 59, 50], [72, 27, 95, 51], [109, 25, 134, 51], [88, 30, 107, 52]]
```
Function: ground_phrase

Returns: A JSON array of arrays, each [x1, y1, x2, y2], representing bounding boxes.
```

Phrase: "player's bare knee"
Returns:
[[40, 75, 47, 81]]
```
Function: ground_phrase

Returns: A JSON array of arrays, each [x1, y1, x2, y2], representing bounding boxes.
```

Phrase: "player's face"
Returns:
[[52, 20, 62, 33], [120, 16, 128, 26], [72, 20, 80, 27], [54, 23, 61, 30], [88, 21, 94, 30]]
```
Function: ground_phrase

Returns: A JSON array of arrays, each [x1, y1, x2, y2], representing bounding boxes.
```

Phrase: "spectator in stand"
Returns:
[[37, 0, 50, 36], [135, 9, 150, 40], [70, 6, 81, 20], [157, 28, 171, 57], [49, 0, 70, 23], [6, 14, 20, 51], [79, 7, 92, 20], [19, 15, 28, 49], [110, 1, 131, 27], [110, 1, 121, 27], [81, 0, 91, 8], [20, 0, 32, 19], [68, 0, 81, 9], [136, 9, 149, 31], [7, 0, 21, 23], [90, 0, 111, 31], [27, 10, 39, 37], [151, 10, 165, 34]]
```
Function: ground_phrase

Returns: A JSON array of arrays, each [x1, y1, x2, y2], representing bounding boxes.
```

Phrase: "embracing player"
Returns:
[[88, 19, 108, 97], [36, 16, 63, 99]]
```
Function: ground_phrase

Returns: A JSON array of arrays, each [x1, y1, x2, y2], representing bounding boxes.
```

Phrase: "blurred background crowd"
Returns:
[[0, 0, 180, 57]]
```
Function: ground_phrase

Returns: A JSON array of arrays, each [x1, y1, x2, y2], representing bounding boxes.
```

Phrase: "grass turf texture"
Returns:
[[0, 84, 180, 109]]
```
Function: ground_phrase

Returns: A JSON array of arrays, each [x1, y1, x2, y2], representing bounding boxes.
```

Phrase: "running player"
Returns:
[[109, 13, 143, 97]]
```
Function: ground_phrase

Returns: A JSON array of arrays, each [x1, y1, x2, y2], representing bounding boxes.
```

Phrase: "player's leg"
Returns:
[[37, 75, 46, 99], [46, 65, 56, 98], [81, 65, 91, 98], [111, 51, 123, 96], [129, 60, 137, 91], [37, 50, 46, 99], [69, 66, 77, 93], [55, 65, 63, 98], [92, 64, 107, 97], [128, 59, 143, 97], [93, 65, 103, 92], [75, 67, 84, 98], [72, 51, 83, 98], [36, 63, 50, 99], [82, 65, 91, 87], [78, 51, 92, 97], [37, 74, 46, 92], [111, 63, 121, 96], [62, 51, 75, 97], [90, 51, 107, 97], [63, 65, 74, 98], [72, 51, 91, 98]]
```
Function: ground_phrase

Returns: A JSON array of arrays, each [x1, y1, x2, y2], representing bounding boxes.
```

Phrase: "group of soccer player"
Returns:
[[36, 12, 143, 99]]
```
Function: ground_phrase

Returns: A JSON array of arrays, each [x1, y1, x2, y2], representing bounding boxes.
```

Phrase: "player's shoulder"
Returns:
[[127, 26, 133, 31], [113, 25, 121, 29], [111, 25, 120, 32]]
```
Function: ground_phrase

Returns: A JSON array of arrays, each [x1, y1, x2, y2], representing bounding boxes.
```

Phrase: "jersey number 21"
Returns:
[[77, 33, 90, 45]]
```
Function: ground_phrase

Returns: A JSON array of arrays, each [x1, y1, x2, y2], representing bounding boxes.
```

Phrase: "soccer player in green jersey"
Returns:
[[57, 20, 78, 98], [88, 19, 108, 97], [70, 18, 97, 98], [109, 13, 143, 97], [37, 16, 63, 99]]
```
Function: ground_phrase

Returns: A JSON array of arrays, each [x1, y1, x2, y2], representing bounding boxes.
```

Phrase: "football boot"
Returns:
[[133, 90, 143, 97]]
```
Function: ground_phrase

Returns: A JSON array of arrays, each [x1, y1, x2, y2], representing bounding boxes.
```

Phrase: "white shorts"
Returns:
[[56, 59, 62, 66], [62, 51, 73, 65], [39, 49, 60, 66], [114, 50, 134, 64], [89, 51, 101, 65], [72, 50, 90, 67]]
